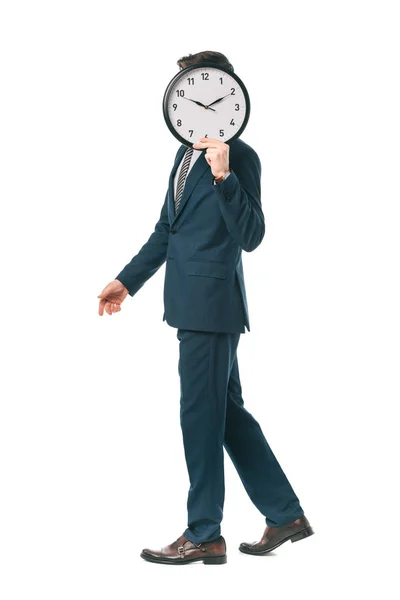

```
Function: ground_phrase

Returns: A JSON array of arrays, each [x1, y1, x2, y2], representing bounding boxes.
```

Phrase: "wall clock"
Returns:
[[162, 62, 251, 148]]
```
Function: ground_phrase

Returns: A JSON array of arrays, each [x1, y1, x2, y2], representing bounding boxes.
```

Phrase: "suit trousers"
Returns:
[[176, 328, 304, 544]]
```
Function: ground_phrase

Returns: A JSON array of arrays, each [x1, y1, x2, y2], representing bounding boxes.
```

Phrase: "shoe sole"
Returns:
[[140, 551, 227, 565], [238, 525, 314, 555]]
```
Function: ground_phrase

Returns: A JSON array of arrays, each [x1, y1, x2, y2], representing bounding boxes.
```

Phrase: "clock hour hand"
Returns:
[[207, 93, 232, 108], [182, 96, 216, 112]]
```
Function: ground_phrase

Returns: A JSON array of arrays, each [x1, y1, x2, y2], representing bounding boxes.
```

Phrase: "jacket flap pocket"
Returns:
[[186, 260, 227, 280]]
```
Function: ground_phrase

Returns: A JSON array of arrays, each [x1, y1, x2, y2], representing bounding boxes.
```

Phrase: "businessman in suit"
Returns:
[[98, 51, 313, 565]]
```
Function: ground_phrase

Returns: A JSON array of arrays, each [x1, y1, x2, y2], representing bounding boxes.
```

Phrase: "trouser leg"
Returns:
[[223, 353, 305, 527], [176, 327, 240, 544]]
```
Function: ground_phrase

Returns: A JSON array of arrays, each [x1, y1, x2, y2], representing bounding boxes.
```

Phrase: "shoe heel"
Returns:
[[290, 526, 314, 543], [203, 554, 227, 564]]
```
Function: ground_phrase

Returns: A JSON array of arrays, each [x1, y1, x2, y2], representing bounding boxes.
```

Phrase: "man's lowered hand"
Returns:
[[97, 280, 128, 316]]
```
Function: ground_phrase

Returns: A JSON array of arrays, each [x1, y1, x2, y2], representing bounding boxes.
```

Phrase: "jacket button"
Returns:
[[170, 229, 177, 234]]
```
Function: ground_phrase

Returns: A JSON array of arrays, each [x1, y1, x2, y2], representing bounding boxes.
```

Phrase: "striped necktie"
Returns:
[[174, 147, 193, 214]]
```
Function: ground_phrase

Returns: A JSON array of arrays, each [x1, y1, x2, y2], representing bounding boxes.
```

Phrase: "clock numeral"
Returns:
[[176, 89, 185, 97], [187, 77, 194, 85], [219, 129, 224, 137], [172, 103, 177, 111], [219, 77, 223, 84], [230, 119, 235, 125], [235, 103, 240, 111], [201, 73, 209, 80], [177, 119, 182, 127], [189, 130, 193, 137], [231, 87, 236, 95]]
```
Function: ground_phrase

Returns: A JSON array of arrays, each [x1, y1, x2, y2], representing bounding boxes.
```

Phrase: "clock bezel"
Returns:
[[162, 62, 251, 148]]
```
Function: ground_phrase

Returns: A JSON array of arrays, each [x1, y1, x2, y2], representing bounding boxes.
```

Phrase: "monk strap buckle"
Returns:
[[178, 545, 185, 555]]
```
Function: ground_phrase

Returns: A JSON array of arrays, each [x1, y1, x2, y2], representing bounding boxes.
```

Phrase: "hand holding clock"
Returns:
[[193, 137, 230, 179]]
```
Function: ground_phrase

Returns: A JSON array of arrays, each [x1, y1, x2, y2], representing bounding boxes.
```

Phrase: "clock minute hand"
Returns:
[[182, 96, 216, 112], [207, 93, 232, 108]]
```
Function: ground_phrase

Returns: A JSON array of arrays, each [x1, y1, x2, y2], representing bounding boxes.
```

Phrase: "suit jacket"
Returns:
[[115, 137, 265, 333]]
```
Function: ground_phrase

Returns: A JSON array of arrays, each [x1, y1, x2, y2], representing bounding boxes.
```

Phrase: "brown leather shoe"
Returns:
[[140, 534, 227, 565], [239, 514, 314, 555]]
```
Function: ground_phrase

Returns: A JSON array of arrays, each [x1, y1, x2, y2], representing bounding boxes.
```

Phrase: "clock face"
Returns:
[[162, 62, 250, 147]]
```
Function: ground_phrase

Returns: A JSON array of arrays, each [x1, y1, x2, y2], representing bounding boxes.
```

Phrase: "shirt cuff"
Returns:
[[213, 172, 231, 185]]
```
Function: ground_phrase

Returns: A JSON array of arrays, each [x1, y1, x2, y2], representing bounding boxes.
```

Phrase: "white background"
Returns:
[[1, 1, 399, 598]]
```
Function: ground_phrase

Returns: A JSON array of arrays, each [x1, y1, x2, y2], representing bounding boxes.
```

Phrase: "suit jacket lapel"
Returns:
[[168, 145, 209, 226]]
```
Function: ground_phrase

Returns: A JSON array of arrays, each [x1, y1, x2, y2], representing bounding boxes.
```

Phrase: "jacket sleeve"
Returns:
[[115, 189, 170, 297], [213, 145, 265, 252]]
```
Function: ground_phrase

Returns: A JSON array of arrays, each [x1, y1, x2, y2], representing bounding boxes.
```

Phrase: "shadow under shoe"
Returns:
[[239, 514, 314, 555]]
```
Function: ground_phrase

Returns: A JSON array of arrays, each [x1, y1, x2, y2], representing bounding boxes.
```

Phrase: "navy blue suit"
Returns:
[[116, 138, 304, 543], [116, 138, 265, 333]]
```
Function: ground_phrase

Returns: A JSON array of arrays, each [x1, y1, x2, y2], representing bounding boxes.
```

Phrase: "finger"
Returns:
[[98, 298, 106, 316], [194, 142, 219, 149], [193, 139, 224, 149], [199, 137, 223, 143]]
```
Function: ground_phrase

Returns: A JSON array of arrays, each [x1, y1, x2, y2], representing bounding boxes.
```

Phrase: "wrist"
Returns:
[[214, 169, 231, 182]]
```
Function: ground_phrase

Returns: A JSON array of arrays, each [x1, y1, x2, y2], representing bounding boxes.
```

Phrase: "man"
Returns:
[[98, 51, 313, 565]]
